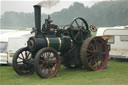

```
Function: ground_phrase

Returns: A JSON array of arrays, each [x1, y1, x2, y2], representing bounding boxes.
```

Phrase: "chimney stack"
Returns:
[[34, 5, 41, 36]]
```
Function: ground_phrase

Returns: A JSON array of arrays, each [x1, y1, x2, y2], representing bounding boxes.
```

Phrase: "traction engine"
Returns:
[[12, 5, 109, 78]]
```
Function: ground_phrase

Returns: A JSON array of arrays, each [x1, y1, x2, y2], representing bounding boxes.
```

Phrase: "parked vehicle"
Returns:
[[0, 29, 31, 65], [7, 34, 33, 64], [0, 41, 8, 64], [96, 26, 128, 59], [12, 5, 109, 78]]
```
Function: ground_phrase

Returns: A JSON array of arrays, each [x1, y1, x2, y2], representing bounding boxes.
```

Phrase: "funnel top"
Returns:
[[34, 5, 41, 7]]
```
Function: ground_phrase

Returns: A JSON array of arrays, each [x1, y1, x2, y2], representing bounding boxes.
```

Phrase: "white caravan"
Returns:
[[96, 26, 128, 59]]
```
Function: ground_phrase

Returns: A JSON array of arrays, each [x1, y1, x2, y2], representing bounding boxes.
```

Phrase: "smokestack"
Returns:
[[34, 5, 41, 36]]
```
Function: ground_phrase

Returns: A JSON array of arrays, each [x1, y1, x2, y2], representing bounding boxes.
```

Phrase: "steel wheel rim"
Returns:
[[37, 48, 60, 78], [86, 37, 108, 70]]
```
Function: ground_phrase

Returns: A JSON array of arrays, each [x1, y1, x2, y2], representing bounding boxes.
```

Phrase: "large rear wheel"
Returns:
[[34, 48, 61, 78], [80, 37, 109, 71]]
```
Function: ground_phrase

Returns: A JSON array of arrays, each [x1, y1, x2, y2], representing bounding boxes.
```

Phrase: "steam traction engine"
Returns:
[[12, 5, 109, 78]]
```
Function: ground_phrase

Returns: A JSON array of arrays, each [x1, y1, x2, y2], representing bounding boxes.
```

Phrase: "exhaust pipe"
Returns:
[[34, 5, 41, 36]]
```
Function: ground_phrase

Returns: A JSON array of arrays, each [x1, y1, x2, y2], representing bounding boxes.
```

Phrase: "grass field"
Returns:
[[0, 60, 128, 85]]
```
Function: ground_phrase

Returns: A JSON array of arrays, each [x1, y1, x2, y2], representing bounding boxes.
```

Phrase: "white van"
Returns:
[[96, 26, 128, 59], [0, 29, 32, 65], [0, 29, 16, 64], [7, 34, 33, 64]]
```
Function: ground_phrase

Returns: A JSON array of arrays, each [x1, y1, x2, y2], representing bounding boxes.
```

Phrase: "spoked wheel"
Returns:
[[13, 47, 34, 75], [34, 47, 61, 78], [64, 64, 82, 69], [80, 37, 109, 71], [69, 17, 90, 44]]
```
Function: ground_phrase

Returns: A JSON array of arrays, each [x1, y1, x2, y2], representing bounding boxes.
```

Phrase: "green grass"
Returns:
[[0, 60, 128, 85]]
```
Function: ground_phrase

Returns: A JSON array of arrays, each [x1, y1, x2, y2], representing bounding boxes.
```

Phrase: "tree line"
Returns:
[[0, 0, 128, 29]]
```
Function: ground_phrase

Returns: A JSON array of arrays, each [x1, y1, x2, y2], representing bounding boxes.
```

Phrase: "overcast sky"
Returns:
[[0, 0, 110, 16]]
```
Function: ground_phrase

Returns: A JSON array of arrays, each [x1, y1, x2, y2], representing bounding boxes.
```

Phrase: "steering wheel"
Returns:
[[69, 17, 90, 44]]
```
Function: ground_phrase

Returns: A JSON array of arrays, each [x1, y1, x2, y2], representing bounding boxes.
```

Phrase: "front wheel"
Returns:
[[13, 47, 35, 75], [34, 47, 61, 78]]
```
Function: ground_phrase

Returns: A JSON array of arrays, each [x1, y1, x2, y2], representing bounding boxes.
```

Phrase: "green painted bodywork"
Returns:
[[46, 36, 72, 52], [60, 36, 72, 52]]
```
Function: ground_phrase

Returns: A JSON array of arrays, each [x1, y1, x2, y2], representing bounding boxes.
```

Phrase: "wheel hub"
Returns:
[[96, 52, 101, 56]]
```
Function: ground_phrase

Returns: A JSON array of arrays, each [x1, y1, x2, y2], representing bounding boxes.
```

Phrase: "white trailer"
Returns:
[[96, 26, 128, 59]]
